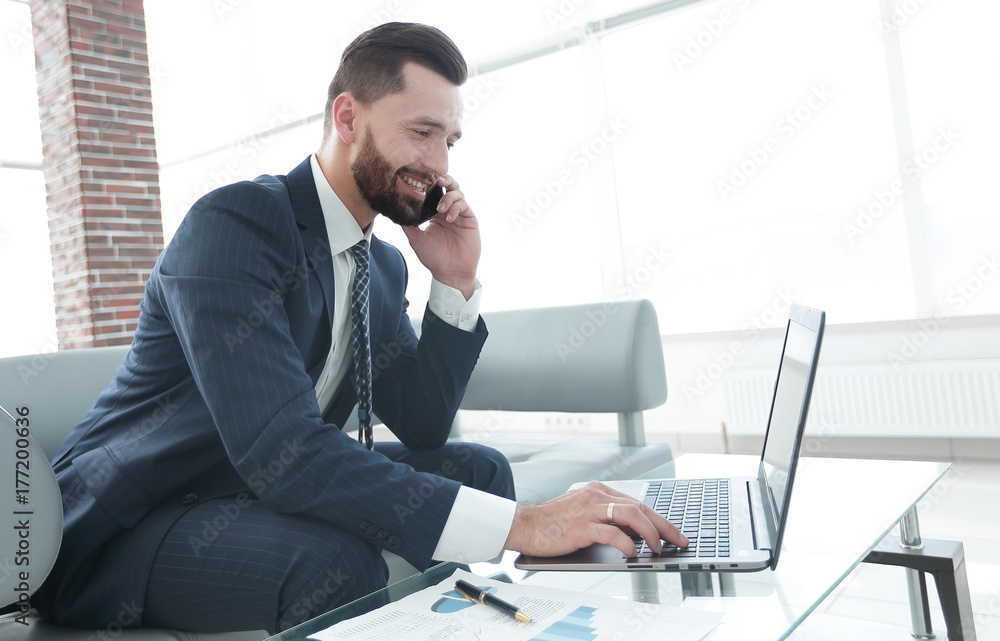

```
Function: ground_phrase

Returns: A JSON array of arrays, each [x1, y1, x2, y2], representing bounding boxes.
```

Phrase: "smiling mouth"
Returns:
[[399, 173, 433, 196]]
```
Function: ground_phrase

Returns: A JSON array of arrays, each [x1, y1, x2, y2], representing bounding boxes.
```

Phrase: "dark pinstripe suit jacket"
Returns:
[[40, 157, 487, 620]]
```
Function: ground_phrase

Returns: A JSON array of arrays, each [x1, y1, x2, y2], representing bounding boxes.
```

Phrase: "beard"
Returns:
[[351, 126, 433, 227]]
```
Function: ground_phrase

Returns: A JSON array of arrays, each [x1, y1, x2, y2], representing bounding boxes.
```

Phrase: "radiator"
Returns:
[[723, 360, 1000, 437]]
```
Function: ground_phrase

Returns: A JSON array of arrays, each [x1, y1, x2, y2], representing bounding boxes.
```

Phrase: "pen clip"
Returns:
[[455, 580, 484, 604]]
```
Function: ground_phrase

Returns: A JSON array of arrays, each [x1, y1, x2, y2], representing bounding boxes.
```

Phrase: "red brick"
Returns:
[[87, 247, 116, 258], [93, 80, 135, 95], [105, 183, 144, 194], [110, 146, 154, 158], [79, 143, 112, 155], [122, 159, 157, 170], [75, 104, 114, 117], [105, 58, 148, 75], [83, 156, 127, 167], [116, 109, 153, 122], [115, 308, 140, 321], [101, 297, 141, 308], [90, 170, 135, 181], [93, 321, 127, 334], [74, 90, 106, 103], [117, 246, 159, 258]]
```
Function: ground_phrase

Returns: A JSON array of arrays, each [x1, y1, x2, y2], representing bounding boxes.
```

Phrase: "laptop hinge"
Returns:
[[747, 479, 773, 552]]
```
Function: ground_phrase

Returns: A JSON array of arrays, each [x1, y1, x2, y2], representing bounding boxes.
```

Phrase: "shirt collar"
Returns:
[[310, 154, 372, 254]]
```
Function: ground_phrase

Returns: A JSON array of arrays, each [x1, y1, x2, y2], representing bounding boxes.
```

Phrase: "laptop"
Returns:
[[515, 303, 825, 573]]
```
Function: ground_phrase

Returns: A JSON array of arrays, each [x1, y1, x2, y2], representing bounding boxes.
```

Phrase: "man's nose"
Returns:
[[425, 139, 449, 179]]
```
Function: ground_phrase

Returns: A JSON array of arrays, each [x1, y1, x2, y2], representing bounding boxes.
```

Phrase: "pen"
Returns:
[[454, 578, 532, 623]]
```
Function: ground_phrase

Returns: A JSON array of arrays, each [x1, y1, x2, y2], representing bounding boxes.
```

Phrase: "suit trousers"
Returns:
[[140, 442, 515, 634]]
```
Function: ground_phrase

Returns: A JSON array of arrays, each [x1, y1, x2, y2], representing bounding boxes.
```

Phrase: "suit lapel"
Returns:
[[285, 157, 336, 326], [283, 157, 395, 392]]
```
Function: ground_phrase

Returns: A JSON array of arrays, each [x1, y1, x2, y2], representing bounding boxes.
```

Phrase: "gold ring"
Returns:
[[607, 502, 616, 525]]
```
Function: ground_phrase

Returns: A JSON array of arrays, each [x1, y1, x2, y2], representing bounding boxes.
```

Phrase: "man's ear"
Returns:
[[332, 93, 360, 145]]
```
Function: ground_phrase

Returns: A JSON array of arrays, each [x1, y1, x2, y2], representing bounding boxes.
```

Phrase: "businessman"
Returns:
[[37, 22, 686, 634]]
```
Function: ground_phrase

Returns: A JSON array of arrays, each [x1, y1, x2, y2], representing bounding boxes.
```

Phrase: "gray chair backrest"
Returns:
[[462, 299, 666, 413], [458, 299, 667, 446], [0, 345, 130, 460], [0, 347, 130, 611]]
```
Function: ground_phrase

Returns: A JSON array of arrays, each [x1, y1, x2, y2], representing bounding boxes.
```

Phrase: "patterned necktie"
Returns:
[[349, 240, 373, 450]]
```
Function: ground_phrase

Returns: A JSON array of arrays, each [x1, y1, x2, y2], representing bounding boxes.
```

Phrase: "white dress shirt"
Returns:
[[308, 155, 516, 563]]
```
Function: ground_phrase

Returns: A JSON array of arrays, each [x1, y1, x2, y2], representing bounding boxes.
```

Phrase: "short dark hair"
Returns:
[[322, 22, 468, 142]]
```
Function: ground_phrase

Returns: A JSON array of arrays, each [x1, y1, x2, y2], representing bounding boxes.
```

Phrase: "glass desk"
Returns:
[[268, 454, 951, 641]]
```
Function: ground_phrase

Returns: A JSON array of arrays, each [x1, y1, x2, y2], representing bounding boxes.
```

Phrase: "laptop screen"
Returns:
[[759, 305, 825, 556]]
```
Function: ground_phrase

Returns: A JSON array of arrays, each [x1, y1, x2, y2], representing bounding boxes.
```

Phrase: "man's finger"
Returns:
[[596, 489, 689, 551], [436, 191, 469, 221], [586, 522, 639, 558], [606, 502, 663, 554], [642, 502, 689, 548]]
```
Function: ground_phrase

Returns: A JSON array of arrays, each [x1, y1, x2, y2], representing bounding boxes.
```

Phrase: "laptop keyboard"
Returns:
[[630, 478, 731, 559]]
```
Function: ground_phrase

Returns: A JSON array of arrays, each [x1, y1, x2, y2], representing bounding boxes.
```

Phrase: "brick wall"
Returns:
[[30, 0, 162, 349]]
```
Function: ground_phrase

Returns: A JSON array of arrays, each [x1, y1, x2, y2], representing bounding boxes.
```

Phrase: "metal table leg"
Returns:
[[630, 572, 661, 603], [681, 571, 714, 598], [864, 506, 977, 640], [900, 507, 935, 639], [718, 571, 737, 597], [631, 571, 733, 604]]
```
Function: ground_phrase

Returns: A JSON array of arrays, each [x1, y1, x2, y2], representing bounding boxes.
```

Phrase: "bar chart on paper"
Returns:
[[312, 570, 721, 641], [529, 605, 598, 641]]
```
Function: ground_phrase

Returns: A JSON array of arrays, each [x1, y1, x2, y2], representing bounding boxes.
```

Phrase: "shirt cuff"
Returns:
[[431, 486, 516, 564], [428, 279, 481, 332]]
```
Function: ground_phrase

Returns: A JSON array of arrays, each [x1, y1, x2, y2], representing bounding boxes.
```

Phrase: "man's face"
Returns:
[[350, 62, 463, 226], [351, 125, 431, 227]]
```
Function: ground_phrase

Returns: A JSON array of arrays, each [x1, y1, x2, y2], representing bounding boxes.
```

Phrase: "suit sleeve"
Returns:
[[364, 241, 488, 451], [154, 181, 461, 570]]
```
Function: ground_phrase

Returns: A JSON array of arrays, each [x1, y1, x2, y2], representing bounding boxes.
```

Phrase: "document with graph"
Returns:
[[312, 568, 721, 641]]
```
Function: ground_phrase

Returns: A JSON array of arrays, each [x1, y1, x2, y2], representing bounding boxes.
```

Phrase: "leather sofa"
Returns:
[[0, 299, 671, 640]]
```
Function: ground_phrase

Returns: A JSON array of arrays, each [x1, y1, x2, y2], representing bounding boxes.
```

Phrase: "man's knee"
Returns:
[[376, 441, 515, 501], [278, 540, 388, 632], [440, 442, 515, 500]]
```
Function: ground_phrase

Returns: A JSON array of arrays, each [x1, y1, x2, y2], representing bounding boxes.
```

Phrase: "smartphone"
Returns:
[[412, 184, 445, 226]]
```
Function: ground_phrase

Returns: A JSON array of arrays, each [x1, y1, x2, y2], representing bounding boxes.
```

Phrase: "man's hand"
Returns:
[[503, 482, 689, 558], [401, 175, 480, 300]]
